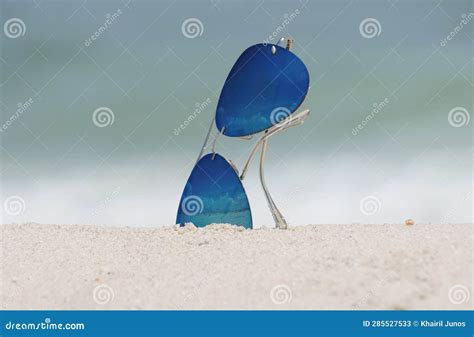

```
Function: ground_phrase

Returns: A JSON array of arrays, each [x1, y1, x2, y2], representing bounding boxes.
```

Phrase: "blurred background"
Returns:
[[1, 0, 472, 226]]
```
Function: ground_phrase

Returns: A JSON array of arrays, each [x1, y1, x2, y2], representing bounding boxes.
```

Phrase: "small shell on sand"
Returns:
[[405, 219, 415, 226]]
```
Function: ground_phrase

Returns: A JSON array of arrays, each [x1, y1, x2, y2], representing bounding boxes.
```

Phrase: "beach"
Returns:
[[1, 223, 472, 310]]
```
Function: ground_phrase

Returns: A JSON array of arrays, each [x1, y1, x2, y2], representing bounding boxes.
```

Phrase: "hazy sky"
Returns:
[[1, 0, 472, 226]]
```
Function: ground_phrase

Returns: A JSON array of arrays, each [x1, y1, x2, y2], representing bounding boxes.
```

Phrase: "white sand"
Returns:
[[1, 223, 472, 310]]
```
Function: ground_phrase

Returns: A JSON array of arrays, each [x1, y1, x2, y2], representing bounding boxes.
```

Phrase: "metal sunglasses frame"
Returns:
[[194, 38, 310, 230]]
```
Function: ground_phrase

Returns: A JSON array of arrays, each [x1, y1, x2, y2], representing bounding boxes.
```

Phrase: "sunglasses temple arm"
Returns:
[[240, 126, 285, 180], [240, 135, 266, 180], [195, 117, 215, 165], [240, 128, 283, 180], [242, 109, 310, 229], [259, 138, 288, 229]]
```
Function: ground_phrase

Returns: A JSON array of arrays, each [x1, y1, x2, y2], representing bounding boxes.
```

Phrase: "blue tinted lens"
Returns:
[[216, 43, 310, 137], [176, 153, 252, 229]]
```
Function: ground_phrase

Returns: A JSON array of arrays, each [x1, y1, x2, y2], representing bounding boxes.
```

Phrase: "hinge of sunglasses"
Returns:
[[272, 37, 293, 54], [239, 109, 310, 180]]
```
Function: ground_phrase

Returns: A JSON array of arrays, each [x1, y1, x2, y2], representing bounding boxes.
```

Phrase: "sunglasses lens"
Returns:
[[176, 153, 252, 229], [216, 43, 309, 137]]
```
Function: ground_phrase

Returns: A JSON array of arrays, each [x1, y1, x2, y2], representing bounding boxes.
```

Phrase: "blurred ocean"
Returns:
[[1, 0, 472, 226]]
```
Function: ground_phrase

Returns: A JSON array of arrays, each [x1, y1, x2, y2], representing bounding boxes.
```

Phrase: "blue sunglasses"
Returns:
[[176, 39, 310, 229]]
